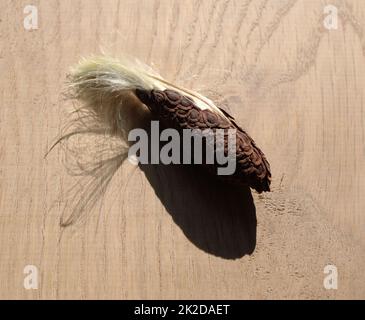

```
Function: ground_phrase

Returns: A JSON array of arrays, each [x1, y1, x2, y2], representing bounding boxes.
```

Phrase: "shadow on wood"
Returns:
[[140, 163, 256, 259]]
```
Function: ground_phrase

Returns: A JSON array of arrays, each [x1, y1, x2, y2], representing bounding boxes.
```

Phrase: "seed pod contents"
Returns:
[[66, 56, 271, 193]]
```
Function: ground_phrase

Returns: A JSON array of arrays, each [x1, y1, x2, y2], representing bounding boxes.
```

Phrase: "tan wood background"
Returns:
[[0, 0, 364, 299]]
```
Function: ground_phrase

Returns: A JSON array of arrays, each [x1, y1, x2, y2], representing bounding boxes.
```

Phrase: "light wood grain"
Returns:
[[0, 0, 364, 299]]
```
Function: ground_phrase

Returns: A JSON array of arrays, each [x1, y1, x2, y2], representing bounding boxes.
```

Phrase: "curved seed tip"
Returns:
[[135, 88, 153, 106]]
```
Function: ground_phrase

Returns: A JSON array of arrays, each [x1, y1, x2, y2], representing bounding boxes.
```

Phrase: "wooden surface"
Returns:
[[0, 0, 364, 299]]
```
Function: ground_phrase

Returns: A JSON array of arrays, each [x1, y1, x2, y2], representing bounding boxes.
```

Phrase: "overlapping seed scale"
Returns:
[[150, 89, 271, 192], [164, 89, 182, 105]]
